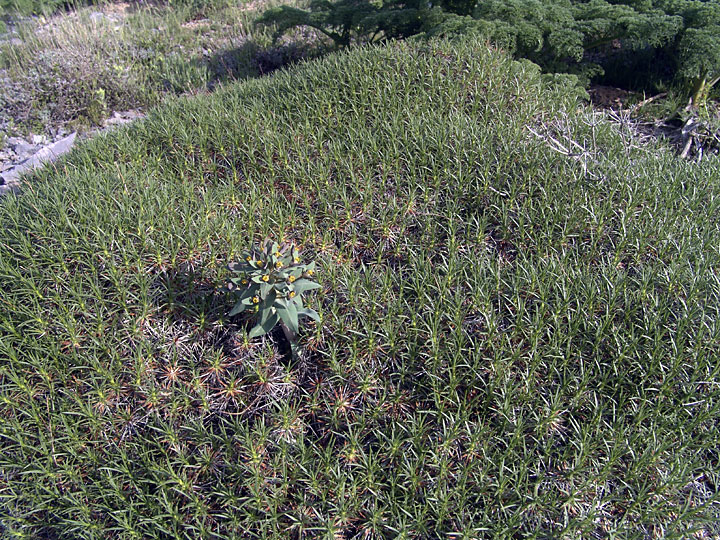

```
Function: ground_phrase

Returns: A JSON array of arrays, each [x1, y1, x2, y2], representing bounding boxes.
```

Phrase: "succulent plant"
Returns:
[[225, 239, 320, 339]]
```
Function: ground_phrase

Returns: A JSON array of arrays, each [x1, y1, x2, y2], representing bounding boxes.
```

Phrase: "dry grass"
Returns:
[[0, 0, 319, 138]]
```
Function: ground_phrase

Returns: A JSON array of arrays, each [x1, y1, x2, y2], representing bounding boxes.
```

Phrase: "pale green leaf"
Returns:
[[249, 312, 279, 338]]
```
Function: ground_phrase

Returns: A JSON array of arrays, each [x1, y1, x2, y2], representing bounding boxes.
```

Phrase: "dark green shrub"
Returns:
[[668, 0, 720, 106], [257, 0, 448, 47], [259, 0, 720, 106]]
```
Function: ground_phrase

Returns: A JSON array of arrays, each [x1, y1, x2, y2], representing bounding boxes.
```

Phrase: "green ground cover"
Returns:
[[0, 36, 719, 538]]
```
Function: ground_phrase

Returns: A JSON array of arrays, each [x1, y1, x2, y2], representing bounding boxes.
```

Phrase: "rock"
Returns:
[[0, 183, 20, 196], [5, 137, 25, 148], [11, 140, 36, 157], [104, 109, 145, 127], [104, 112, 124, 126], [1, 167, 18, 186], [0, 132, 76, 188], [0, 37, 23, 47], [1, 107, 144, 197], [22, 132, 76, 169]]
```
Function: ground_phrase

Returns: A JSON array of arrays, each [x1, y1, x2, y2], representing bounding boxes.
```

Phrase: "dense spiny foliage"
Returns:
[[259, 0, 720, 104], [1, 37, 720, 537]]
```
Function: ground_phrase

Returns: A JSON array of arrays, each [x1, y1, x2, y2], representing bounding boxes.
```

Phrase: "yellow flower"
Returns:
[[252, 296, 260, 304], [257, 260, 265, 267], [288, 291, 296, 298], [293, 258, 300, 263], [307, 269, 314, 276], [261, 275, 269, 282], [245, 256, 252, 262], [275, 261, 283, 269], [288, 275, 296, 283], [241, 279, 248, 285]]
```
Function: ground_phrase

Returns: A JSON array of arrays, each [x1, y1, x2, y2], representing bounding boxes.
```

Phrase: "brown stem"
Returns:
[[688, 74, 708, 110], [280, 322, 296, 344], [280, 322, 301, 360]]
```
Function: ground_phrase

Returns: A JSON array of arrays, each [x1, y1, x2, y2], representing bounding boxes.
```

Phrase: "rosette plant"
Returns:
[[225, 239, 320, 342]]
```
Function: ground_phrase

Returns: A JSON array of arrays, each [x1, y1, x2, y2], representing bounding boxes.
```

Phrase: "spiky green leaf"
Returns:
[[292, 279, 321, 295], [298, 308, 320, 322], [277, 301, 299, 334]]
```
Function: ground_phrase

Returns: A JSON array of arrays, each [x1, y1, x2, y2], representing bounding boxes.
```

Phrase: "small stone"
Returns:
[[13, 141, 36, 156], [25, 132, 76, 166], [0, 182, 20, 196], [104, 109, 144, 127], [0, 132, 76, 190], [31, 134, 46, 145], [5, 137, 24, 147]]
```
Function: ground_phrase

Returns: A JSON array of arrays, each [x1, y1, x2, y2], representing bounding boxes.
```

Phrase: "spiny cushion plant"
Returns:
[[0, 36, 719, 538], [226, 239, 320, 338]]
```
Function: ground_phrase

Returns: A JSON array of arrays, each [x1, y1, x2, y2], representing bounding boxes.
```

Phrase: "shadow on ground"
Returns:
[[201, 38, 325, 90]]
